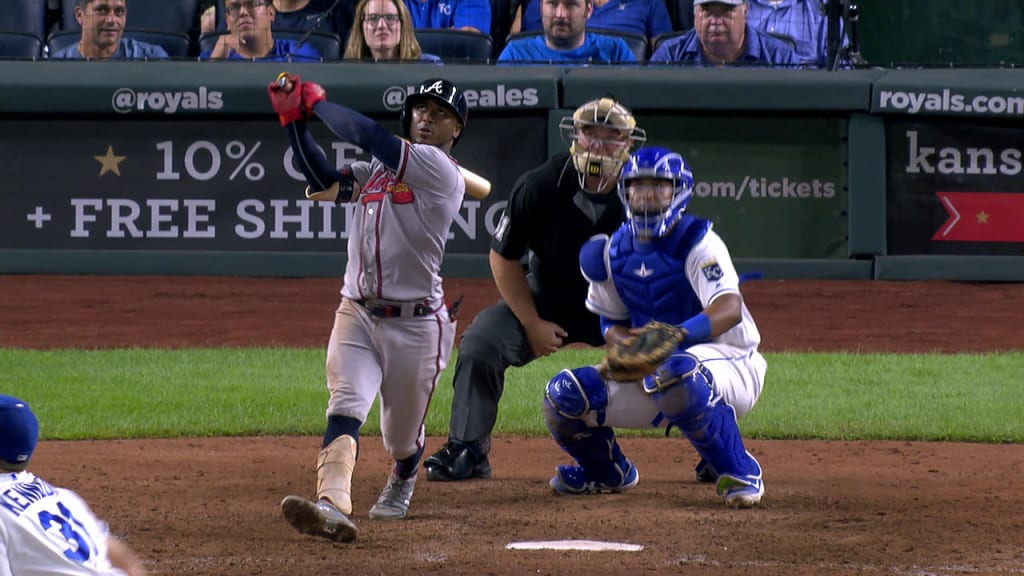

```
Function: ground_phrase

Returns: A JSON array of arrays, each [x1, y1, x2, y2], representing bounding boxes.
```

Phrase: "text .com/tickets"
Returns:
[[383, 85, 539, 111], [112, 88, 224, 114]]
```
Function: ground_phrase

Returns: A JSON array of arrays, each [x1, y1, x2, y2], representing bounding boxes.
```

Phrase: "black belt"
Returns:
[[353, 298, 436, 319]]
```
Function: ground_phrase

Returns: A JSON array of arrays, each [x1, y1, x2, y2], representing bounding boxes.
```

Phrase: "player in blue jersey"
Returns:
[[542, 146, 767, 507]]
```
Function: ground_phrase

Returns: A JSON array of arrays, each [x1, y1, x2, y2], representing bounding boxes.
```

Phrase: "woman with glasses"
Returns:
[[200, 0, 323, 61], [344, 0, 440, 61]]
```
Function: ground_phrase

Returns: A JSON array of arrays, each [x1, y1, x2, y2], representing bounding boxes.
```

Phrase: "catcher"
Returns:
[[543, 146, 767, 508]]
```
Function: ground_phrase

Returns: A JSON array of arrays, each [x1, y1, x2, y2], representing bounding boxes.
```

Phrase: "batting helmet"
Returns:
[[0, 395, 39, 472], [618, 146, 694, 239], [558, 97, 646, 192], [401, 78, 469, 145]]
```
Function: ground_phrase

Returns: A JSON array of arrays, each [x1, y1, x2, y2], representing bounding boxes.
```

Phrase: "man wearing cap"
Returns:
[[0, 395, 148, 575], [649, 0, 799, 66]]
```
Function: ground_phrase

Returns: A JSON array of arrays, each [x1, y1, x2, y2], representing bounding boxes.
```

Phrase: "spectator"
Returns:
[[404, 0, 491, 35], [200, 0, 322, 61], [202, 1, 355, 43], [50, 0, 168, 60], [0, 395, 149, 575], [422, 97, 646, 482], [345, 0, 440, 61], [512, 0, 672, 45], [649, 0, 798, 66], [746, 0, 847, 67], [498, 0, 635, 63]]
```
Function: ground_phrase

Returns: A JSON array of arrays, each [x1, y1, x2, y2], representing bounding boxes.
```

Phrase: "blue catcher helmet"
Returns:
[[618, 146, 694, 239]]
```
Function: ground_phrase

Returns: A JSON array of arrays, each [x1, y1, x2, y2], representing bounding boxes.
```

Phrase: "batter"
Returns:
[[269, 75, 468, 542]]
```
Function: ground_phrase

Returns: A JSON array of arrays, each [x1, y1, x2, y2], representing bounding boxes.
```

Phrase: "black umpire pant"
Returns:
[[447, 298, 605, 449]]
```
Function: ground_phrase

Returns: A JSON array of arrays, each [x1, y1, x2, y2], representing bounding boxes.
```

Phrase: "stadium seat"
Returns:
[[651, 29, 688, 54], [415, 29, 494, 62], [46, 29, 191, 59], [198, 29, 341, 60], [60, 0, 200, 35], [0, 31, 43, 59], [505, 28, 647, 61], [0, 0, 48, 40], [675, 0, 694, 31]]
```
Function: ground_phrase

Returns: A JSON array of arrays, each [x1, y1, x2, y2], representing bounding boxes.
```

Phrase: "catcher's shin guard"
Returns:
[[544, 367, 634, 489], [648, 354, 763, 493], [317, 434, 357, 515]]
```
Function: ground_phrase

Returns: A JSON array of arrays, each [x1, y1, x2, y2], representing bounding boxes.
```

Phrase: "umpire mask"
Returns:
[[559, 98, 646, 193]]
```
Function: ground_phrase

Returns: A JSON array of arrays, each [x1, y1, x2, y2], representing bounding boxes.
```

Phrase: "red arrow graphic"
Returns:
[[932, 192, 1024, 242]]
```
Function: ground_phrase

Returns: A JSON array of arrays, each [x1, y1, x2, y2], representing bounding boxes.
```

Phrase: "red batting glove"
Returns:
[[301, 81, 327, 117], [267, 73, 304, 127]]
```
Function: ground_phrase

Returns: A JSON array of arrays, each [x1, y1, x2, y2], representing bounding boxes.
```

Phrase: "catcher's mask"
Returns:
[[0, 394, 38, 472], [558, 97, 646, 193], [618, 146, 693, 240], [401, 78, 469, 146]]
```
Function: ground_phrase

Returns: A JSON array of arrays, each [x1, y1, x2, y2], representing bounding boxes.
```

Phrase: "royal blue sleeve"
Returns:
[[310, 100, 403, 171], [284, 121, 339, 191]]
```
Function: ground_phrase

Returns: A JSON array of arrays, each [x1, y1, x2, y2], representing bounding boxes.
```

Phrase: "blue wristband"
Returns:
[[680, 313, 711, 345]]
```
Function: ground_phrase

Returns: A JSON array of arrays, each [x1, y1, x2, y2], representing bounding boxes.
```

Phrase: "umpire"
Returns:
[[425, 97, 646, 481]]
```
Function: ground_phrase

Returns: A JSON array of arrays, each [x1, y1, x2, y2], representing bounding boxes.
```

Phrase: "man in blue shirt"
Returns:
[[499, 0, 635, 63], [404, 0, 491, 34], [51, 0, 168, 60], [200, 0, 322, 61], [516, 0, 672, 44], [649, 0, 797, 66], [746, 0, 847, 67]]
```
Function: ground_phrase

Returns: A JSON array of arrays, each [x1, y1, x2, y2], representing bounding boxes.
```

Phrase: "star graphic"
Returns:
[[976, 211, 990, 224], [94, 145, 126, 176]]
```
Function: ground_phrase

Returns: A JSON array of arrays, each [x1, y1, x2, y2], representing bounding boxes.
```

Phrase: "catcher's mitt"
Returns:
[[599, 320, 687, 381]]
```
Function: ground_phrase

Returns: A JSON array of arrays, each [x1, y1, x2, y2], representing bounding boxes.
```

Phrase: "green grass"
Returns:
[[2, 348, 1021, 443]]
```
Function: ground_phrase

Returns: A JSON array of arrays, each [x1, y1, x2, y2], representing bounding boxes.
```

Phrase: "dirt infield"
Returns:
[[4, 276, 1024, 576]]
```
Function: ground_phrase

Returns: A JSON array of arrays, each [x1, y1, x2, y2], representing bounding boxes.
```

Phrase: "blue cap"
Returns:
[[0, 395, 39, 467]]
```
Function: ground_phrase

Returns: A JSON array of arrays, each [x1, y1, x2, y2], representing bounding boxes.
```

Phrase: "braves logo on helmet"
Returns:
[[401, 78, 469, 145]]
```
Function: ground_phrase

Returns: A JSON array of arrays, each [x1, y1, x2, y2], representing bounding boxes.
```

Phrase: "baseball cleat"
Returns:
[[549, 461, 639, 495], [280, 495, 358, 542], [716, 476, 765, 508], [368, 473, 416, 520], [424, 440, 492, 482]]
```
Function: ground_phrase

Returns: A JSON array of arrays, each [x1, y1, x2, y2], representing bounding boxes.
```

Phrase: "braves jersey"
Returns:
[[342, 141, 465, 304], [584, 217, 761, 352], [1, 472, 124, 576]]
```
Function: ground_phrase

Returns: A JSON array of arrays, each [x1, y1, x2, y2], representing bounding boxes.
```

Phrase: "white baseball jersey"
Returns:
[[587, 228, 767, 427], [344, 141, 465, 304], [1, 471, 125, 576], [326, 140, 464, 461]]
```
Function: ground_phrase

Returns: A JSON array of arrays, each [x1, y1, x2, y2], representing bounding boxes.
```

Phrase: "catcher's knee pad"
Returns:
[[316, 434, 357, 515], [645, 353, 713, 424], [545, 366, 608, 421]]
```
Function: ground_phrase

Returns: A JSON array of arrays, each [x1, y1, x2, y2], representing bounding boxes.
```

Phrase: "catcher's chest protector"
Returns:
[[608, 220, 709, 325]]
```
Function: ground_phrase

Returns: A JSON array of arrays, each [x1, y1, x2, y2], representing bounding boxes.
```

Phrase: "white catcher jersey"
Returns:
[[587, 228, 762, 353], [1, 471, 125, 576], [344, 141, 465, 303]]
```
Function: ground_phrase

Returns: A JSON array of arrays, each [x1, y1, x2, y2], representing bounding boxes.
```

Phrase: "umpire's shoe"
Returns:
[[421, 434, 489, 479], [424, 438, 492, 482], [280, 496, 358, 542]]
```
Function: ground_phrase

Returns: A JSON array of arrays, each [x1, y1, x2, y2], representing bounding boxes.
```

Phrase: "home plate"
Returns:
[[506, 540, 644, 552]]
